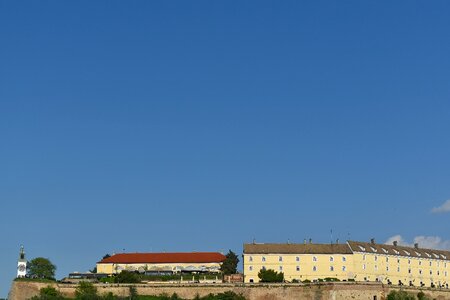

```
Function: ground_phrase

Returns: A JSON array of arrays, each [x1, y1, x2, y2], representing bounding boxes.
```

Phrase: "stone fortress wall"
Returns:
[[9, 281, 450, 300]]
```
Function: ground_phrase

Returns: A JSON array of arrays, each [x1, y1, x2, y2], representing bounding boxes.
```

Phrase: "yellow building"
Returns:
[[97, 252, 225, 275], [243, 239, 450, 288]]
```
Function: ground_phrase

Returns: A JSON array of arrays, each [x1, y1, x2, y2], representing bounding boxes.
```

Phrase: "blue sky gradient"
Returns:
[[1, 1, 450, 296]]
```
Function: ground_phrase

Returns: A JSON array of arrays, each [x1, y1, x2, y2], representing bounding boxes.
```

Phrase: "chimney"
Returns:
[[414, 243, 419, 249], [303, 239, 307, 245], [393, 241, 398, 247], [370, 238, 375, 244], [252, 238, 256, 245], [309, 238, 312, 244]]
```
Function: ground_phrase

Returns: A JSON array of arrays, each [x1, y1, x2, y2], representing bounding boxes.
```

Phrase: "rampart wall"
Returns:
[[9, 281, 450, 300]]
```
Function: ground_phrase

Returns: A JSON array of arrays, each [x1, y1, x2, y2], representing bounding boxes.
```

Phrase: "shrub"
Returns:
[[387, 290, 416, 300], [115, 271, 141, 283], [257, 269, 284, 283]]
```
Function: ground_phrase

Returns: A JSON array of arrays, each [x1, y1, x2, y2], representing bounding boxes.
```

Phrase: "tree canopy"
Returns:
[[257, 269, 284, 283], [31, 286, 64, 300], [220, 250, 239, 275], [28, 257, 56, 280], [75, 282, 98, 300]]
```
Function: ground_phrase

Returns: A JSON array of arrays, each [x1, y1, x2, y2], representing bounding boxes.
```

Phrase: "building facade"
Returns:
[[97, 252, 226, 275], [243, 239, 450, 288]]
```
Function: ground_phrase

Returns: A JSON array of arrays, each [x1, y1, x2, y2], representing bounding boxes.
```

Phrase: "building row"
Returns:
[[59, 238, 450, 288]]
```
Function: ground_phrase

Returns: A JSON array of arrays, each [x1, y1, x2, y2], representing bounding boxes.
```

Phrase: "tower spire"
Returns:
[[17, 245, 27, 278]]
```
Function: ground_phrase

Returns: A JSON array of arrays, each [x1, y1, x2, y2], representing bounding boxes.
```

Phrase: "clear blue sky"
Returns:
[[1, 0, 450, 296]]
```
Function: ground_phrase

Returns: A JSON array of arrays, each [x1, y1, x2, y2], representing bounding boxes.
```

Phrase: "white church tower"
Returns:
[[17, 245, 27, 278]]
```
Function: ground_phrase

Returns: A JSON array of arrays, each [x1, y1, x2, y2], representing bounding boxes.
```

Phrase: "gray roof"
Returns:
[[347, 240, 450, 261], [243, 243, 353, 255], [243, 240, 450, 261]]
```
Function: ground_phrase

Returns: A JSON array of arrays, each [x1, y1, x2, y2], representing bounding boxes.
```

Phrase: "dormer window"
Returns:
[[359, 245, 366, 251], [433, 253, 439, 259], [404, 250, 410, 256], [370, 247, 377, 252], [425, 252, 431, 258], [382, 248, 388, 254], [394, 250, 400, 255], [415, 251, 421, 257]]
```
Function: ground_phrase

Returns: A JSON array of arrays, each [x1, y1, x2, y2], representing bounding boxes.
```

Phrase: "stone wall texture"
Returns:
[[9, 281, 450, 300]]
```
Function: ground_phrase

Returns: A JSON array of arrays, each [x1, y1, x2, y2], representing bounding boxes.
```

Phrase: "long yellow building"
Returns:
[[243, 239, 450, 288]]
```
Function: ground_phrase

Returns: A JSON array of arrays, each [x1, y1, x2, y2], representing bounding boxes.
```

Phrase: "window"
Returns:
[[296, 256, 300, 262], [363, 264, 366, 270], [415, 251, 421, 257], [408, 260, 411, 265], [408, 269, 411, 274], [419, 269, 422, 275], [419, 261, 422, 266], [397, 258, 400, 264], [363, 255, 366, 260], [430, 270, 433, 275], [249, 256, 253, 262], [262, 257, 266, 262], [262, 266, 266, 271], [386, 266, 389, 272], [404, 250, 410, 256], [279, 256, 283, 262], [313, 266, 317, 272], [342, 256, 346, 262], [375, 265, 378, 271], [279, 266, 283, 271], [359, 245, 366, 251], [370, 247, 377, 252], [445, 271, 448, 277], [296, 266, 300, 272], [342, 266, 346, 271], [313, 256, 317, 262], [397, 267, 400, 272], [386, 257, 389, 262], [437, 271, 440, 276], [429, 261, 432, 267], [425, 252, 431, 258], [330, 266, 334, 272], [249, 266, 253, 271], [374, 256, 378, 261], [330, 256, 334, 262], [382, 248, 388, 254]]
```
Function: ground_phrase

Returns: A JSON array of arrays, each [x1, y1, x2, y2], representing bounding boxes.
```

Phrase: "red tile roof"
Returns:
[[98, 252, 226, 264]]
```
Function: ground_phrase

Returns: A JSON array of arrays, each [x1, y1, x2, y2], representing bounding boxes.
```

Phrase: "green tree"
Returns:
[[417, 291, 430, 300], [129, 286, 138, 300], [220, 250, 239, 275], [28, 258, 56, 279], [257, 269, 284, 283], [31, 286, 65, 300], [115, 271, 141, 283], [386, 290, 416, 300], [75, 281, 99, 300]]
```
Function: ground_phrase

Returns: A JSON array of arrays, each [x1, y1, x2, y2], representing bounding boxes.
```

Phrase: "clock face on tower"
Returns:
[[18, 264, 26, 272]]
